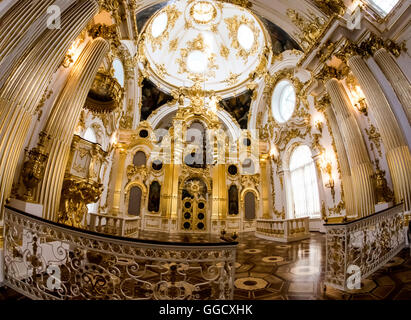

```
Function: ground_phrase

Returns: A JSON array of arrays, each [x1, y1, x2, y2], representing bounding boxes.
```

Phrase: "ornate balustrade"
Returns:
[[324, 203, 405, 291], [89, 213, 140, 237], [255, 217, 310, 242], [2, 206, 236, 300]]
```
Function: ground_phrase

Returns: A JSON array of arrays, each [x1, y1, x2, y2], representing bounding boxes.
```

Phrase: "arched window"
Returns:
[[133, 151, 147, 166], [113, 58, 125, 87], [128, 186, 142, 216], [271, 80, 296, 123], [289, 145, 320, 218], [244, 192, 256, 220], [363, 0, 399, 17], [148, 181, 161, 212], [83, 127, 97, 143], [185, 121, 209, 167], [228, 185, 239, 215]]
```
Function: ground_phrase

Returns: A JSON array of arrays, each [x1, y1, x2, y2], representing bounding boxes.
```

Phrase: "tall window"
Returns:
[[289, 145, 320, 218], [363, 0, 399, 17]]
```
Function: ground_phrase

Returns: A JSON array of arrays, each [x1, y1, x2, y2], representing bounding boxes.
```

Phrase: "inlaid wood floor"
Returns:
[[1, 232, 410, 300]]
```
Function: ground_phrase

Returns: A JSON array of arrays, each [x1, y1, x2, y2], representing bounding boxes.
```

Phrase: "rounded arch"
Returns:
[[179, 174, 211, 195], [287, 144, 321, 219], [147, 102, 241, 141], [128, 145, 152, 162], [125, 180, 148, 196], [133, 150, 147, 166], [240, 187, 260, 203], [283, 140, 305, 171]]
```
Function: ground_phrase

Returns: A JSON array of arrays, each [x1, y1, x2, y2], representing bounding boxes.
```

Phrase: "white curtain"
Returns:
[[290, 146, 320, 218]]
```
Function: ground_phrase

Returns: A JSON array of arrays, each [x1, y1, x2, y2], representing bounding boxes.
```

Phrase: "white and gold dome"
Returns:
[[139, 0, 271, 93]]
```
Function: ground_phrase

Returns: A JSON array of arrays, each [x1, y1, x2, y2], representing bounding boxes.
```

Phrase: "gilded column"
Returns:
[[39, 38, 110, 221], [325, 78, 375, 217], [214, 164, 227, 220], [373, 48, 411, 125], [324, 105, 355, 216], [169, 124, 182, 221], [0, 0, 75, 86], [111, 146, 127, 216], [0, 0, 99, 220], [260, 155, 271, 219], [348, 55, 411, 211]]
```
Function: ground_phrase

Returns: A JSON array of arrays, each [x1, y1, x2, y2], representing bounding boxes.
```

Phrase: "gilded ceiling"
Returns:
[[139, 0, 270, 92]]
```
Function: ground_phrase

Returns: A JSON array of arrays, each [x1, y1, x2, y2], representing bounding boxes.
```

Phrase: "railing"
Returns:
[[255, 217, 310, 242], [89, 213, 140, 237], [323, 203, 405, 291], [2, 206, 236, 300]]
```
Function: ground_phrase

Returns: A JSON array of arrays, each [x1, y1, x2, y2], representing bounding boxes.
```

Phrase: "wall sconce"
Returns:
[[62, 39, 82, 68], [351, 85, 368, 116], [315, 119, 323, 133]]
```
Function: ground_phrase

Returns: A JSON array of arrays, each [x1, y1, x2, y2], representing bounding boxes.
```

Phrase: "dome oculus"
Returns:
[[151, 12, 168, 38], [272, 80, 296, 123], [190, 1, 217, 24], [237, 24, 254, 50]]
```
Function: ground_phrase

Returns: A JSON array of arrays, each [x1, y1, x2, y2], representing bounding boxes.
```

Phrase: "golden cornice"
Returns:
[[315, 64, 348, 83], [334, 35, 407, 63], [313, 0, 346, 16], [218, 0, 252, 9], [286, 8, 329, 52], [88, 23, 121, 48], [314, 94, 331, 113], [98, 0, 120, 12]]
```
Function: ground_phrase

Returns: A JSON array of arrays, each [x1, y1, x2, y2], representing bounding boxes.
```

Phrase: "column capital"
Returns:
[[315, 65, 348, 83], [336, 35, 406, 63]]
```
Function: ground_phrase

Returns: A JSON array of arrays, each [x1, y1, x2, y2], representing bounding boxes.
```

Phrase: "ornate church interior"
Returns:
[[0, 0, 410, 301]]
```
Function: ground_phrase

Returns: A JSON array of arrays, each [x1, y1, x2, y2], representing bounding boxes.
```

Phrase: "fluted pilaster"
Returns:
[[0, 0, 75, 86], [260, 157, 272, 219], [373, 48, 411, 125], [39, 38, 110, 221], [111, 148, 127, 216], [324, 105, 355, 216], [326, 78, 375, 217], [212, 164, 227, 220], [348, 55, 411, 211], [0, 0, 99, 220]]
